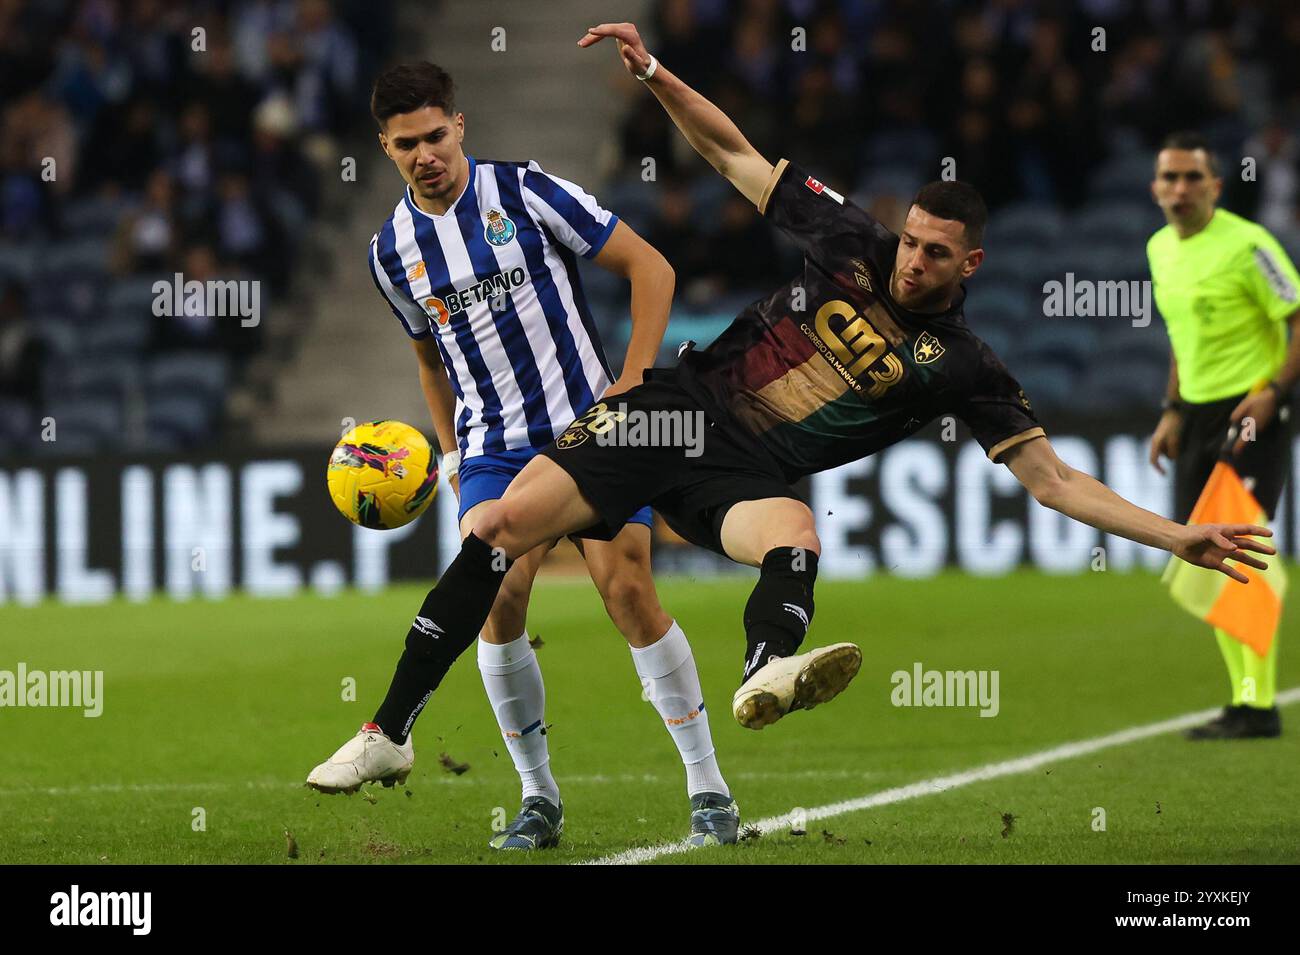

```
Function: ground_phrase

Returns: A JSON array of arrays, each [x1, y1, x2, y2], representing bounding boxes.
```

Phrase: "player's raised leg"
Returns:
[[720, 497, 862, 730], [578, 524, 740, 846], [307, 454, 600, 794]]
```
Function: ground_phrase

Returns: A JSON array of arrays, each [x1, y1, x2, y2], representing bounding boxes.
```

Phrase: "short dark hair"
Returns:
[[1158, 131, 1220, 176], [370, 61, 456, 127], [911, 181, 987, 248]]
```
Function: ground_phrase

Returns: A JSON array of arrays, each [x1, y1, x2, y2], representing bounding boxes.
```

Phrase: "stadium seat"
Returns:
[[81, 314, 152, 356], [106, 276, 164, 316], [1051, 241, 1131, 281], [145, 352, 230, 401], [1077, 358, 1166, 411], [601, 178, 658, 234], [133, 429, 184, 454], [1095, 324, 1171, 367], [1273, 226, 1300, 263], [1008, 361, 1080, 411], [864, 128, 940, 168], [1013, 323, 1101, 375], [57, 275, 106, 321], [688, 175, 734, 226], [967, 284, 1033, 325], [43, 396, 124, 442], [51, 356, 144, 405], [855, 163, 922, 201], [27, 422, 103, 457], [0, 242, 38, 284], [145, 394, 214, 446], [971, 323, 1014, 359], [37, 237, 111, 280], [974, 245, 1042, 291], [57, 195, 130, 236], [30, 314, 78, 358], [1088, 153, 1158, 201], [1071, 201, 1163, 244], [985, 201, 1065, 248], [0, 397, 36, 445], [1025, 245, 1081, 292], [978, 242, 1055, 290]]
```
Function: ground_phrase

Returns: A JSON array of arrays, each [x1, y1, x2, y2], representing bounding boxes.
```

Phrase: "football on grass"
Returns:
[[326, 420, 439, 529]]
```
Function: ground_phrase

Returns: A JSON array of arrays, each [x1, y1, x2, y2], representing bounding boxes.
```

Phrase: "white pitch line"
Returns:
[[0, 769, 873, 799], [582, 687, 1300, 866]]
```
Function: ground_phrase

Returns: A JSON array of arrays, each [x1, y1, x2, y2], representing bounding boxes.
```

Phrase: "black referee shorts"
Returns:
[[1174, 391, 1291, 523], [539, 370, 802, 557]]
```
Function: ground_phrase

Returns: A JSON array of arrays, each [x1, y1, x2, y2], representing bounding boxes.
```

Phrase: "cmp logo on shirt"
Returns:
[[484, 209, 517, 247]]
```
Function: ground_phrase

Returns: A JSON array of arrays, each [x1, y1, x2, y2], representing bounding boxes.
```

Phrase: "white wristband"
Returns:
[[636, 54, 658, 81], [440, 449, 460, 478]]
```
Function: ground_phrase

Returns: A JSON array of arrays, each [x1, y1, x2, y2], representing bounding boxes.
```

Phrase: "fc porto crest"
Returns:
[[484, 209, 516, 247], [914, 331, 945, 364]]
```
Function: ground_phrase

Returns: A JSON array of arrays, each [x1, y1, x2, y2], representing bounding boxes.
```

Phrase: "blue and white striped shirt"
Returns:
[[368, 156, 619, 458]]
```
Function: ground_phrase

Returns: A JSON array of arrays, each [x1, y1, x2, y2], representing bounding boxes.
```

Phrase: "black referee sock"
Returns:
[[373, 533, 512, 744], [741, 547, 818, 682]]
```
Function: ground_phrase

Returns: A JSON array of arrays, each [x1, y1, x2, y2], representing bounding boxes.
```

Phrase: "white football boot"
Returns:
[[732, 643, 862, 730], [306, 722, 414, 794]]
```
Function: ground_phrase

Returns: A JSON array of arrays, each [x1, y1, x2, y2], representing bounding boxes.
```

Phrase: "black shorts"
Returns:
[[1174, 392, 1291, 523], [539, 370, 801, 556]]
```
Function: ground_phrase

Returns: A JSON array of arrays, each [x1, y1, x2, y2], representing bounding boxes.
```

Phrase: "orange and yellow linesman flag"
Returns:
[[1162, 461, 1287, 655]]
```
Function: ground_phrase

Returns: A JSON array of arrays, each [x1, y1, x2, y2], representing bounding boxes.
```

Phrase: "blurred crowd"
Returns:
[[597, 0, 1300, 340], [0, 0, 393, 451]]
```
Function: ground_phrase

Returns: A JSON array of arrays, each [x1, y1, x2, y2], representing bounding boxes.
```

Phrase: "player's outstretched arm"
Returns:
[[591, 220, 674, 396], [579, 22, 774, 207], [411, 336, 460, 493], [1003, 435, 1275, 583]]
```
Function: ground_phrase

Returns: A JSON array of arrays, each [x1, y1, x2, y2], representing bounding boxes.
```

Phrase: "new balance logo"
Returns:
[[412, 616, 443, 638], [782, 602, 810, 633]]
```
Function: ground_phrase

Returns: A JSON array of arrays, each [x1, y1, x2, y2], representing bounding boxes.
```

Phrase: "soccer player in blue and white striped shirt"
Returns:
[[307, 62, 738, 850]]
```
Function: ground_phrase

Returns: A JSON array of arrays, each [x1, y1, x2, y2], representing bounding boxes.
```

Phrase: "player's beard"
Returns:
[[892, 273, 935, 310], [899, 277, 958, 313]]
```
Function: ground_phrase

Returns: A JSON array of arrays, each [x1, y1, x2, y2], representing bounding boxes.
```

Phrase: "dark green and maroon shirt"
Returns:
[[677, 159, 1044, 482]]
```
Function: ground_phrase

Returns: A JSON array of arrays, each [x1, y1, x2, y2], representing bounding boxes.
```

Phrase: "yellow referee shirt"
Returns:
[[1147, 208, 1299, 403]]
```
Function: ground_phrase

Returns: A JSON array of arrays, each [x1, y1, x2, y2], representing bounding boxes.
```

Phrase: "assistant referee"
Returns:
[[1148, 131, 1300, 739]]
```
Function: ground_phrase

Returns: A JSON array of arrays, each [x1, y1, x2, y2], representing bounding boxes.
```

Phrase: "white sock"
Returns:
[[631, 621, 729, 798], [477, 632, 560, 807]]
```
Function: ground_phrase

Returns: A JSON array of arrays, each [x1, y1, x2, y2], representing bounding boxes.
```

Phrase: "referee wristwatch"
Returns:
[[1160, 398, 1184, 413]]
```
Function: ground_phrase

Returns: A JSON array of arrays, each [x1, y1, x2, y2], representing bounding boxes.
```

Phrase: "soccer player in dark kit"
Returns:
[[309, 21, 1275, 797]]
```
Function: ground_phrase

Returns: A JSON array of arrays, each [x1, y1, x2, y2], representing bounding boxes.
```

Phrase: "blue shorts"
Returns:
[[457, 445, 654, 529]]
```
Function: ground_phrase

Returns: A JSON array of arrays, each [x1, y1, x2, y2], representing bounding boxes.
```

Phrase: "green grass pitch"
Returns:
[[2, 568, 1297, 864]]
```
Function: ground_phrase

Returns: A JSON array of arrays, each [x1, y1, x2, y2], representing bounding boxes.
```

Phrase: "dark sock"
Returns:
[[741, 547, 818, 681], [373, 533, 511, 743]]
